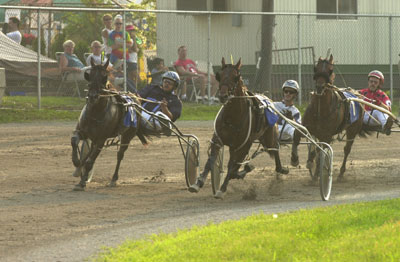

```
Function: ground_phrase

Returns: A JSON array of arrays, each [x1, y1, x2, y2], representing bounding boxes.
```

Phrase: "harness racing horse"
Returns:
[[189, 58, 288, 199], [71, 58, 147, 190], [291, 54, 366, 181]]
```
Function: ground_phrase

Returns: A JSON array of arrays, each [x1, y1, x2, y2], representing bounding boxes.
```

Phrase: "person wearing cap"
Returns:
[[138, 71, 182, 136], [360, 70, 393, 135], [273, 80, 302, 141], [126, 24, 139, 84]]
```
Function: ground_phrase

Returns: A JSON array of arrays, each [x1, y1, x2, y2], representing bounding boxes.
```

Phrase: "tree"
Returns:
[[126, 0, 156, 50]]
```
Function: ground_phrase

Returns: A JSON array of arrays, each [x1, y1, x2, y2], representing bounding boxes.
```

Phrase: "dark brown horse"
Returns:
[[71, 59, 147, 190], [189, 58, 288, 198], [291, 54, 366, 181]]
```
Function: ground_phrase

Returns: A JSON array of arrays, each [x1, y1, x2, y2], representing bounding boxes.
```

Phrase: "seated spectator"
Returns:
[[138, 71, 182, 136], [59, 40, 85, 81], [6, 17, 22, 44], [274, 80, 301, 141], [150, 57, 169, 86], [174, 45, 218, 103], [86, 40, 105, 66]]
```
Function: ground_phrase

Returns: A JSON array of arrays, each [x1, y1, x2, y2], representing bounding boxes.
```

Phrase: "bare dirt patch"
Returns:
[[0, 121, 399, 261]]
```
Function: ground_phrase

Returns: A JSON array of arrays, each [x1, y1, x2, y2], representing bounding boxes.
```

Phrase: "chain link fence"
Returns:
[[1, 7, 400, 110]]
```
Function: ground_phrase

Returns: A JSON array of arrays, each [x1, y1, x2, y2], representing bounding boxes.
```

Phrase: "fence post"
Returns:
[[297, 14, 302, 106], [37, 8, 41, 109], [0, 68, 5, 106], [389, 16, 393, 103], [123, 11, 127, 92], [207, 13, 211, 105]]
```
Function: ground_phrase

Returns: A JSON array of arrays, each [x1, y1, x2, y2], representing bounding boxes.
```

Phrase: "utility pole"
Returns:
[[254, 0, 274, 94]]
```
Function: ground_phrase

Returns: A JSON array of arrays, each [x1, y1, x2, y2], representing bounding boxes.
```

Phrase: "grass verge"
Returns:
[[0, 96, 221, 123], [94, 198, 400, 262]]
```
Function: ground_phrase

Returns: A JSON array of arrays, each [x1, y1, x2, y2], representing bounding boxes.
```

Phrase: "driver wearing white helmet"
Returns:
[[138, 71, 183, 136], [360, 70, 393, 135], [273, 80, 302, 141]]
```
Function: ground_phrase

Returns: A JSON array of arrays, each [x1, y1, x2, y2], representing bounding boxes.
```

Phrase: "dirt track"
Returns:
[[0, 121, 399, 261]]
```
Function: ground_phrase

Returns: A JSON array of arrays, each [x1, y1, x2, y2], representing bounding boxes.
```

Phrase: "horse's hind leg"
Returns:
[[261, 126, 289, 175], [291, 129, 301, 166], [338, 134, 355, 182], [110, 132, 134, 187]]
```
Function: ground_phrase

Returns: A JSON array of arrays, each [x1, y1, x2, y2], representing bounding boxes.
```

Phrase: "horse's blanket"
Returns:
[[343, 91, 360, 124], [121, 95, 137, 127], [254, 94, 279, 127]]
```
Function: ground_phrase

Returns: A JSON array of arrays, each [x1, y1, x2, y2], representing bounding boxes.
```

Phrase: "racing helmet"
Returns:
[[282, 80, 299, 93], [162, 71, 180, 88], [368, 70, 384, 85]]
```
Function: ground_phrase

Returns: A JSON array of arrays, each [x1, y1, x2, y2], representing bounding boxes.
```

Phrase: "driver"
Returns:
[[274, 80, 301, 141], [138, 71, 183, 136], [360, 70, 393, 135]]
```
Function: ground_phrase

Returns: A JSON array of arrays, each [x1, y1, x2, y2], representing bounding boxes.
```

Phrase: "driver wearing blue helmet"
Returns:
[[138, 71, 183, 135]]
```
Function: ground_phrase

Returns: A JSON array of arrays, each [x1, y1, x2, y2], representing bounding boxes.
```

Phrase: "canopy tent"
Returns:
[[0, 31, 59, 79]]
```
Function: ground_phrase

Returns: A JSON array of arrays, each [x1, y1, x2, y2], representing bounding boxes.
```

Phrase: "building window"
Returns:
[[177, 0, 207, 11], [317, 0, 357, 20]]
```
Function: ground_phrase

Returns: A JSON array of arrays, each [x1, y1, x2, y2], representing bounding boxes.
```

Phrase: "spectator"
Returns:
[[101, 14, 113, 59], [138, 71, 182, 136], [86, 40, 105, 66], [108, 15, 133, 68], [59, 40, 85, 81], [6, 17, 22, 44], [360, 70, 393, 135], [273, 80, 301, 141], [150, 57, 169, 86], [126, 24, 139, 84], [174, 45, 218, 103]]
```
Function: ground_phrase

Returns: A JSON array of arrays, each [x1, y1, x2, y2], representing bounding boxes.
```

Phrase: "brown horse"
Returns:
[[291, 54, 367, 181], [189, 58, 288, 199]]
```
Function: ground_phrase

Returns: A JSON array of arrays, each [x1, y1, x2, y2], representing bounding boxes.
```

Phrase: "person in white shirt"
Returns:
[[274, 80, 302, 141], [86, 40, 105, 66], [101, 14, 113, 59], [6, 17, 22, 44]]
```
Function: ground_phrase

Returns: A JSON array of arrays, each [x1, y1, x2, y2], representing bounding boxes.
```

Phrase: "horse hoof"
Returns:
[[214, 190, 225, 199], [188, 184, 200, 193], [277, 167, 289, 175], [337, 176, 346, 183], [108, 181, 117, 187], [73, 184, 85, 191], [291, 157, 299, 167]]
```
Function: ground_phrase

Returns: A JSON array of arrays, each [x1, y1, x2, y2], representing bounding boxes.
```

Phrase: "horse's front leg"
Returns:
[[71, 130, 81, 167], [215, 145, 250, 199], [338, 134, 355, 182], [110, 131, 135, 187], [189, 135, 222, 193], [291, 129, 301, 166], [74, 140, 105, 191]]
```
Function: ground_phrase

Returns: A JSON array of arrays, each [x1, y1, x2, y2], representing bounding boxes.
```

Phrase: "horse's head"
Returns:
[[84, 58, 110, 104], [313, 54, 335, 95], [215, 57, 242, 103]]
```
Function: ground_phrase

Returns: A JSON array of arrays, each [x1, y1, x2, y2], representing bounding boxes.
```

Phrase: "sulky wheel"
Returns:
[[211, 146, 225, 195], [185, 138, 200, 188], [318, 144, 333, 201]]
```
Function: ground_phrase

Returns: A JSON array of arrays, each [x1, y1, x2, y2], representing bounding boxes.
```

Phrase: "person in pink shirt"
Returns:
[[174, 45, 218, 103], [360, 70, 393, 135]]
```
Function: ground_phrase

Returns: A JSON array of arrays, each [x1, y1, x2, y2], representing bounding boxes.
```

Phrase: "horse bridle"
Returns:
[[216, 66, 241, 102], [314, 60, 334, 95]]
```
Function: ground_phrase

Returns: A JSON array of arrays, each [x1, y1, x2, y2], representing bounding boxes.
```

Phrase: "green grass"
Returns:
[[94, 198, 400, 262]]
